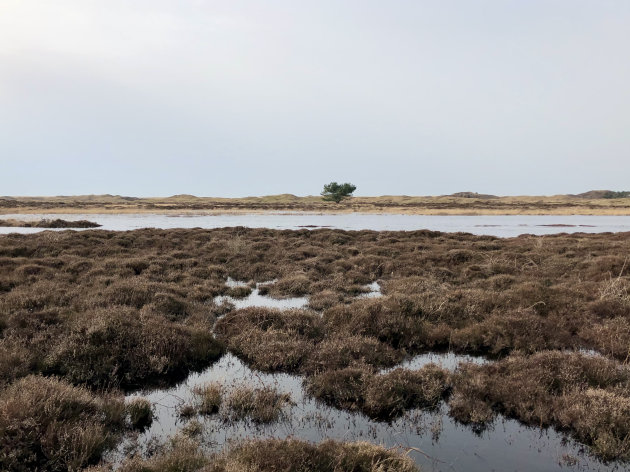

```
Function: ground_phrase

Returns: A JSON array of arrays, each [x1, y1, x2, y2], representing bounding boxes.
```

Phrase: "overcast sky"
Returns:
[[1, 1, 629, 197]]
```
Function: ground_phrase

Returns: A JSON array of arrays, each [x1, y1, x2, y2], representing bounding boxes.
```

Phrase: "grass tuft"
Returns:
[[0, 375, 125, 471], [192, 381, 223, 415], [126, 397, 153, 431], [224, 384, 292, 424]]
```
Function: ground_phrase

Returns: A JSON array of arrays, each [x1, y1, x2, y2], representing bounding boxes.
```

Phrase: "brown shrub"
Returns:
[[113, 437, 418, 472], [588, 298, 630, 319], [225, 285, 252, 299], [323, 296, 429, 350], [3, 227, 630, 384], [192, 381, 223, 415], [43, 307, 223, 390], [579, 317, 630, 360], [450, 309, 576, 356], [267, 273, 311, 297], [307, 363, 451, 420], [99, 279, 155, 308], [0, 375, 124, 472], [307, 366, 370, 412], [448, 391, 495, 428], [308, 289, 345, 310], [4, 227, 630, 462], [303, 335, 403, 374], [216, 307, 324, 341], [126, 397, 153, 430], [225, 327, 315, 372], [0, 339, 35, 387], [213, 438, 419, 472], [363, 365, 450, 419], [449, 351, 630, 459], [224, 384, 292, 423], [116, 436, 209, 472], [0, 280, 72, 312], [556, 388, 630, 460], [215, 307, 323, 372], [0, 218, 100, 229], [146, 292, 199, 320]]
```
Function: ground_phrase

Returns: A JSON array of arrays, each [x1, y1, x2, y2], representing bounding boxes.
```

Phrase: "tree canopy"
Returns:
[[321, 182, 356, 203], [603, 191, 630, 199]]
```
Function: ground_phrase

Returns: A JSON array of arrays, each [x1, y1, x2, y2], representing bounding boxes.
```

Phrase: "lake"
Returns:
[[2, 213, 630, 237]]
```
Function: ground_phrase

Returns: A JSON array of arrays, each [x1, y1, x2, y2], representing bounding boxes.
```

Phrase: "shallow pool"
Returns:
[[116, 353, 618, 472]]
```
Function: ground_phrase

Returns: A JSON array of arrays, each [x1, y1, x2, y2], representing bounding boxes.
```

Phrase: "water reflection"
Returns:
[[2, 213, 630, 237], [214, 279, 381, 310], [116, 353, 617, 472], [379, 352, 489, 374]]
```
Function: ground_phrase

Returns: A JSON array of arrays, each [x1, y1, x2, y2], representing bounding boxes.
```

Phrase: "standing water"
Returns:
[[111, 281, 619, 471], [1, 213, 630, 237], [118, 353, 618, 472], [4, 219, 626, 470]]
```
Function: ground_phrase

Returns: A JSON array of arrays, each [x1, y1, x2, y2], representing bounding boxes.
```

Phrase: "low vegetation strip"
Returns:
[[306, 365, 450, 420], [98, 437, 419, 472], [0, 218, 101, 228], [190, 381, 292, 423], [449, 351, 630, 460], [1, 227, 630, 466], [2, 192, 630, 215], [0, 375, 125, 472]]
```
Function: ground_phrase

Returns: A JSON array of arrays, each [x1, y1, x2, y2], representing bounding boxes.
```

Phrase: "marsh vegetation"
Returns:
[[1, 227, 629, 470], [0, 218, 101, 228], [96, 437, 420, 472]]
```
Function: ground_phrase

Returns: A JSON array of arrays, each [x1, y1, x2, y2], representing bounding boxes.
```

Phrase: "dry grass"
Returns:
[[307, 366, 369, 412], [212, 438, 420, 472], [215, 307, 324, 373], [449, 351, 630, 460], [112, 436, 209, 472], [41, 306, 223, 390], [322, 296, 431, 351], [0, 375, 125, 471], [192, 381, 223, 415], [2, 227, 630, 462], [126, 397, 153, 430], [307, 364, 450, 420], [3, 193, 630, 215], [304, 335, 404, 374], [363, 366, 451, 419], [224, 384, 292, 423], [188, 381, 291, 424], [107, 436, 419, 472], [266, 273, 311, 297], [224, 285, 252, 298], [0, 218, 101, 228]]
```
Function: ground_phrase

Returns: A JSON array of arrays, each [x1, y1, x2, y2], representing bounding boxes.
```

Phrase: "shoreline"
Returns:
[[3, 208, 630, 216], [2, 195, 630, 216]]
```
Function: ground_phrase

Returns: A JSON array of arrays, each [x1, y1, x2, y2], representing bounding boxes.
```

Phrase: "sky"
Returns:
[[1, 1, 629, 197]]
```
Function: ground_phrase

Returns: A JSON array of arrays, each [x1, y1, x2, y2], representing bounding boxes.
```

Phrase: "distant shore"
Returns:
[[2, 194, 630, 216], [0, 218, 101, 228]]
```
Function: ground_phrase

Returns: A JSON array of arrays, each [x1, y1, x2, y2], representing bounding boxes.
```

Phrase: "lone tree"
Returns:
[[321, 182, 356, 203]]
